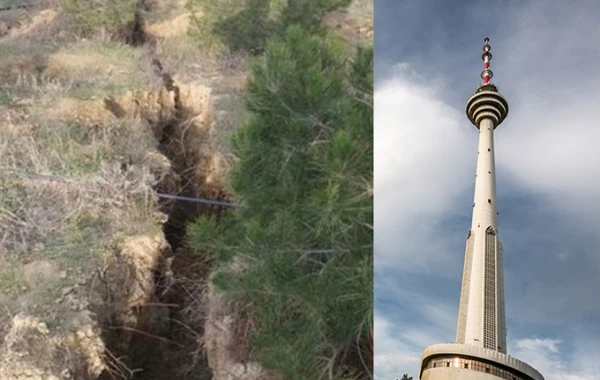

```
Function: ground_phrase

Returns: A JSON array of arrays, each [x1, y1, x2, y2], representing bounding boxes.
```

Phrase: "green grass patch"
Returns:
[[0, 88, 13, 106], [0, 259, 26, 295], [0, 0, 33, 9]]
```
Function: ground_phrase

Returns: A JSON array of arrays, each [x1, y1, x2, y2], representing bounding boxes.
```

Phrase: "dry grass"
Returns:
[[0, 40, 161, 112], [42, 40, 159, 97], [0, 10, 177, 370], [347, 0, 373, 22], [0, 40, 54, 84], [144, 10, 193, 39], [0, 0, 241, 298], [0, 109, 166, 295], [0, 115, 172, 371], [2, 8, 58, 39], [323, 0, 373, 46], [155, 34, 219, 79], [1, 6, 167, 380]]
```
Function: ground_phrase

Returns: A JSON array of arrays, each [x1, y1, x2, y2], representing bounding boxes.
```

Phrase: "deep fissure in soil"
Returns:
[[125, 68, 224, 379], [98, 31, 225, 378], [93, 7, 233, 375], [99, 100, 221, 380]]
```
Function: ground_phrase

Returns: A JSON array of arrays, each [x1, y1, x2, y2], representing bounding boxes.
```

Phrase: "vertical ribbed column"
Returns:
[[483, 228, 497, 350], [496, 240, 507, 353], [456, 230, 474, 343]]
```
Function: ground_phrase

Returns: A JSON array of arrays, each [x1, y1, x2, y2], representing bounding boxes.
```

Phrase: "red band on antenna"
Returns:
[[481, 37, 493, 85]]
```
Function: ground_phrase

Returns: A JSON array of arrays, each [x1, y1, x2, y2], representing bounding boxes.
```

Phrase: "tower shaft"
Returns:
[[455, 117, 507, 353], [473, 118, 498, 231]]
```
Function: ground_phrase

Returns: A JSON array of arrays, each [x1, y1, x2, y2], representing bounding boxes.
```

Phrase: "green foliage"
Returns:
[[59, 0, 139, 40], [401, 375, 414, 380], [188, 26, 373, 380], [0, 0, 15, 9], [0, 258, 26, 295], [186, 0, 352, 54], [0, 89, 12, 106], [0, 0, 29, 9]]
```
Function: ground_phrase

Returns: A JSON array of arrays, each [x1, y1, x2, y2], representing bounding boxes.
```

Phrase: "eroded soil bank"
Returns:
[[95, 56, 228, 380]]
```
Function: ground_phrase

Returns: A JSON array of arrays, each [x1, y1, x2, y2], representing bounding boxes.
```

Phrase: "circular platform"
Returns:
[[465, 84, 509, 128]]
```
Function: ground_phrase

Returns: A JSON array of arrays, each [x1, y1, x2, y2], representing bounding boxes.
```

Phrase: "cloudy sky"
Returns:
[[373, 0, 600, 379]]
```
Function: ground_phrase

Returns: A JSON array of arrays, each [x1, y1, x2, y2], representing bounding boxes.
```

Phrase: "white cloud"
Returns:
[[495, 0, 600, 224], [374, 65, 474, 273], [375, 276, 458, 379], [374, 315, 422, 380], [512, 338, 599, 380]]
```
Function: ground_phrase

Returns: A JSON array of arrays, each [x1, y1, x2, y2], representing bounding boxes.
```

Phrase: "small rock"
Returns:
[[36, 322, 49, 334], [59, 270, 67, 279]]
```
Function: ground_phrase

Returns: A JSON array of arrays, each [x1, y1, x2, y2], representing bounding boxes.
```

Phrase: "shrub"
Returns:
[[188, 25, 373, 380]]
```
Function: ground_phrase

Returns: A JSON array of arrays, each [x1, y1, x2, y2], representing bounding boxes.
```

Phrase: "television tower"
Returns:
[[417, 38, 544, 380]]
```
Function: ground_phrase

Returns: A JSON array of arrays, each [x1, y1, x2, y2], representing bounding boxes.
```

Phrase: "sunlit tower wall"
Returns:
[[417, 38, 544, 380]]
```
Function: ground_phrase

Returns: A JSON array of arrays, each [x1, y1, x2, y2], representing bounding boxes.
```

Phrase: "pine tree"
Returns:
[[188, 25, 373, 380]]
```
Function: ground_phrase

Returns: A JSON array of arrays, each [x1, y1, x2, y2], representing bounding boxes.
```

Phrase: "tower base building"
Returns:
[[419, 344, 543, 380]]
